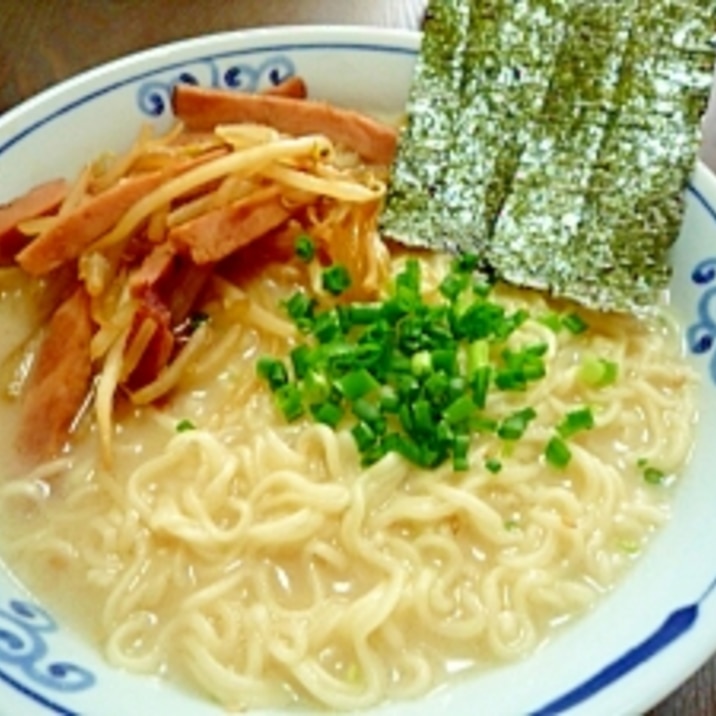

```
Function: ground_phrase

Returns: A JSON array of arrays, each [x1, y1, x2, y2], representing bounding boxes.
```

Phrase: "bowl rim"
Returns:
[[0, 25, 420, 124], [0, 25, 422, 162]]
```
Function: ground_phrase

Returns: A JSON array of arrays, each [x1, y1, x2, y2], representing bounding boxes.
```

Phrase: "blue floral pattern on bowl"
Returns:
[[136, 54, 297, 117], [688, 256, 716, 383], [0, 599, 94, 714]]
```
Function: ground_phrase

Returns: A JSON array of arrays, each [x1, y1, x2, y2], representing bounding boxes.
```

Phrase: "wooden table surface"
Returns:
[[1, 2, 715, 715]]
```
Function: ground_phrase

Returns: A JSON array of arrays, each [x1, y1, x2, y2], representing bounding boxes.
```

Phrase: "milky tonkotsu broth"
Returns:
[[0, 240, 697, 711]]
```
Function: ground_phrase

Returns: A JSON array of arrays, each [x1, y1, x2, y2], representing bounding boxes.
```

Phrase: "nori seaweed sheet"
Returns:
[[380, 0, 715, 312], [382, 1, 478, 250]]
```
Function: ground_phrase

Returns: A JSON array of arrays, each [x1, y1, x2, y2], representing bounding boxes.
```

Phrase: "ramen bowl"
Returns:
[[0, 26, 715, 716]]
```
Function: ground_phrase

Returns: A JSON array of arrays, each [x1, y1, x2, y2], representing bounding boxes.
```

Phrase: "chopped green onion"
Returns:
[[290, 345, 313, 380], [275, 383, 304, 421], [470, 366, 491, 409], [538, 311, 563, 333], [352, 398, 382, 426], [485, 457, 502, 474], [496, 309, 529, 340], [394, 434, 424, 466], [451, 252, 481, 273], [302, 370, 330, 404], [432, 348, 458, 374], [444, 394, 476, 426], [312, 310, 343, 343], [284, 291, 316, 329], [439, 271, 470, 301], [411, 350, 433, 376], [472, 280, 492, 299], [351, 421, 377, 451], [176, 418, 196, 432], [414, 399, 436, 434], [256, 356, 289, 390], [452, 434, 470, 471], [525, 343, 548, 357], [337, 368, 380, 401], [396, 257, 421, 293], [644, 466, 667, 485], [496, 345, 546, 390], [494, 368, 524, 391], [447, 376, 468, 401], [467, 339, 490, 373], [354, 343, 383, 370], [379, 386, 400, 413], [618, 539, 640, 555], [340, 303, 383, 326], [436, 419, 454, 445], [398, 404, 414, 433], [257, 244, 563, 470], [498, 407, 537, 440], [394, 370, 420, 395], [360, 442, 389, 467], [455, 302, 506, 341], [557, 406, 595, 439], [311, 401, 343, 428], [294, 234, 316, 262], [545, 436, 571, 468], [388, 352, 412, 375], [322, 264, 352, 295], [578, 355, 619, 388], [562, 312, 589, 335], [322, 342, 358, 372], [424, 372, 450, 407], [522, 361, 546, 382]]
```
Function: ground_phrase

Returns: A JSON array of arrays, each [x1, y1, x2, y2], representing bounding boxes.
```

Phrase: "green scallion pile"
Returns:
[[257, 237, 616, 473]]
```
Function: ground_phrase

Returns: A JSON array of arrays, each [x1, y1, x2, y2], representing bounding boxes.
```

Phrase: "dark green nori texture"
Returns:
[[380, 0, 715, 312], [381, 0, 476, 252]]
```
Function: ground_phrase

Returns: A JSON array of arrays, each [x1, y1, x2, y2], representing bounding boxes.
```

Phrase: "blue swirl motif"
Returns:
[[0, 599, 95, 709], [136, 54, 297, 117], [687, 257, 716, 384]]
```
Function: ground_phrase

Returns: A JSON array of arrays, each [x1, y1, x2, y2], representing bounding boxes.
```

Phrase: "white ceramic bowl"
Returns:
[[1, 26, 715, 716]]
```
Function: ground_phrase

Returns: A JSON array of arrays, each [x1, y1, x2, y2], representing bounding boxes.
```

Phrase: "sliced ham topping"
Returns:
[[125, 248, 213, 387], [164, 260, 214, 326], [0, 178, 68, 264], [15, 287, 93, 461], [129, 243, 177, 297], [123, 290, 174, 390], [172, 84, 397, 165], [169, 189, 302, 264], [16, 171, 165, 276], [129, 244, 213, 324], [6, 77, 387, 461], [14, 150, 229, 277]]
